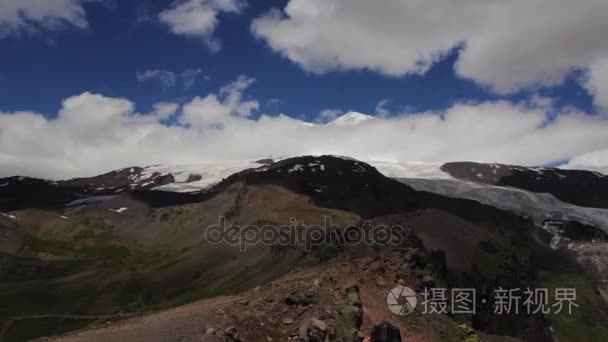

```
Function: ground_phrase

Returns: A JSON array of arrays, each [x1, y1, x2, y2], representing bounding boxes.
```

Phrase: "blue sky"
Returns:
[[0, 0, 596, 118], [1, 0, 608, 178]]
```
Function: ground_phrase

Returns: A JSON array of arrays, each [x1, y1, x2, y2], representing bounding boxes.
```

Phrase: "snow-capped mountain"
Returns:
[[329, 111, 375, 126], [2, 156, 608, 240], [2, 155, 608, 341]]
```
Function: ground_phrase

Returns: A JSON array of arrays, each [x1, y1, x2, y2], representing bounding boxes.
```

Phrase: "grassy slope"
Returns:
[[540, 272, 608, 342], [0, 189, 361, 341]]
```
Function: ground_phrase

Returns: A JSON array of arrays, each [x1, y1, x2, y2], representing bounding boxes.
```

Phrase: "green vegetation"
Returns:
[[0, 216, 301, 341], [0, 230, 150, 341], [471, 234, 530, 280], [541, 272, 608, 342], [458, 323, 481, 342], [3, 318, 95, 342]]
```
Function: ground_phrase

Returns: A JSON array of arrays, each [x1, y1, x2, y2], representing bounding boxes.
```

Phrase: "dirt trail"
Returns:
[[38, 296, 239, 342], [0, 313, 142, 342]]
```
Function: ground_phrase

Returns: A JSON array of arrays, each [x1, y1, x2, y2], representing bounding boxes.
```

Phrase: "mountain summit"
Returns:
[[329, 112, 375, 126]]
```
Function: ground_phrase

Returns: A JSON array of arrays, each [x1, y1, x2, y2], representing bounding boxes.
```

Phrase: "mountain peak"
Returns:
[[330, 111, 375, 126]]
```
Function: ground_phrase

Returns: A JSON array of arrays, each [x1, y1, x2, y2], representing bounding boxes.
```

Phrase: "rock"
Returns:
[[239, 299, 250, 306], [206, 328, 215, 335], [375, 275, 387, 286], [356, 330, 365, 339], [346, 291, 361, 307], [224, 326, 240, 341], [283, 318, 294, 325], [298, 318, 310, 339], [422, 275, 435, 287], [310, 317, 327, 331], [299, 317, 328, 342], [284, 291, 318, 306], [332, 302, 363, 342], [266, 337, 273, 341], [368, 260, 384, 272], [403, 248, 424, 265]]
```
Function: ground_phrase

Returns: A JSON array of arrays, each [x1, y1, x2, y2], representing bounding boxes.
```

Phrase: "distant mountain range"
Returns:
[[1, 156, 607, 341]]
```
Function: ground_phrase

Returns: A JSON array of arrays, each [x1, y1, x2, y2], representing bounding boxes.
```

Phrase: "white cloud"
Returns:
[[137, 68, 209, 89], [317, 109, 343, 123], [585, 58, 608, 109], [181, 68, 209, 88], [179, 76, 258, 129], [562, 149, 608, 175], [137, 70, 177, 88], [375, 99, 390, 117], [252, 0, 608, 97], [0, 0, 90, 37], [2, 76, 608, 179], [159, 0, 244, 51]]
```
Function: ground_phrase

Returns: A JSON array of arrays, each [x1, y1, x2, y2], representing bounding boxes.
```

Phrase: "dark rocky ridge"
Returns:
[[58, 167, 175, 190], [0, 177, 80, 211], [0, 167, 191, 211], [442, 161, 608, 209], [216, 155, 422, 218]]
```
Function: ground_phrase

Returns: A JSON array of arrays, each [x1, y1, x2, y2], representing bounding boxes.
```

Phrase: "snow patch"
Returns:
[[329, 112, 374, 126], [288, 164, 304, 173], [66, 196, 116, 207], [369, 161, 452, 180], [150, 161, 264, 193], [109, 207, 128, 213]]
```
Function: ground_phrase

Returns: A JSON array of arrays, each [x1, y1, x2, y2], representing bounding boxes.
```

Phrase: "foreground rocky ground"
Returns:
[[40, 252, 478, 342]]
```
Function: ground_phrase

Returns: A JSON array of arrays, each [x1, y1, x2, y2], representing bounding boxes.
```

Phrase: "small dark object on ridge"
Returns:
[[371, 322, 401, 342]]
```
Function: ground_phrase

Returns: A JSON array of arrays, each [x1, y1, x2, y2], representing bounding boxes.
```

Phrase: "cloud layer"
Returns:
[[252, 0, 608, 95], [2, 77, 608, 179], [0, 0, 89, 37]]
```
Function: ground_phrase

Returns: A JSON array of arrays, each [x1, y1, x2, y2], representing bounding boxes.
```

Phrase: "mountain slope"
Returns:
[[1, 156, 608, 341], [442, 161, 608, 208]]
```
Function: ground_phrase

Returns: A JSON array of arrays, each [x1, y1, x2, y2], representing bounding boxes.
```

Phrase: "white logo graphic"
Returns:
[[387, 286, 417, 315]]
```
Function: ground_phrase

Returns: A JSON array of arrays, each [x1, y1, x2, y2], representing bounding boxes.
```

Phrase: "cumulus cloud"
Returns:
[[252, 0, 608, 97], [159, 0, 245, 51], [136, 68, 209, 89], [562, 149, 608, 175], [0, 0, 90, 37], [585, 58, 608, 109], [2, 76, 608, 179]]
